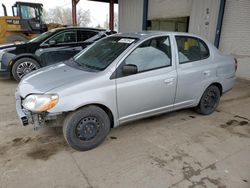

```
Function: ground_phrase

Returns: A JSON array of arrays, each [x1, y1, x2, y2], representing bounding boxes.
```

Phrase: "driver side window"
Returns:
[[49, 31, 77, 44], [124, 36, 171, 73]]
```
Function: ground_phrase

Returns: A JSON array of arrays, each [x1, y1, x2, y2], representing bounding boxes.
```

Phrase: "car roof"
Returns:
[[50, 27, 108, 33], [114, 31, 205, 40]]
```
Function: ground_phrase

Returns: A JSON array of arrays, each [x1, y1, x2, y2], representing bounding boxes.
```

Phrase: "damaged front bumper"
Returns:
[[15, 92, 63, 130], [15, 92, 29, 126]]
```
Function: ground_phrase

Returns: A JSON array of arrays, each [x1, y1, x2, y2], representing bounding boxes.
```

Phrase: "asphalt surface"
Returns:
[[0, 78, 249, 188]]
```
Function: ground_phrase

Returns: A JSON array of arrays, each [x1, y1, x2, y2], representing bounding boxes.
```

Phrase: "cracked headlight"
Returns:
[[22, 94, 59, 112]]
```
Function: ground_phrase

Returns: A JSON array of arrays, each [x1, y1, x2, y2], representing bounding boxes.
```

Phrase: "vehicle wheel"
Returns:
[[195, 85, 221, 115], [12, 58, 40, 81], [6, 34, 28, 43], [63, 106, 111, 151]]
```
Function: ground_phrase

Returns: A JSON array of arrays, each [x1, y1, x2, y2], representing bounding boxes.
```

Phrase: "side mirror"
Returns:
[[48, 40, 56, 45], [122, 64, 138, 75]]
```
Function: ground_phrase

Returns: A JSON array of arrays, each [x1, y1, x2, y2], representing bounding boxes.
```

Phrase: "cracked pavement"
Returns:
[[0, 78, 250, 188]]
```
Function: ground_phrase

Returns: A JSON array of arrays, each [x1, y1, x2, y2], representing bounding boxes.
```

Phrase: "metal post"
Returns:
[[109, 0, 114, 30], [142, 0, 148, 30], [2, 4, 7, 16], [72, 0, 80, 26], [214, 0, 226, 48]]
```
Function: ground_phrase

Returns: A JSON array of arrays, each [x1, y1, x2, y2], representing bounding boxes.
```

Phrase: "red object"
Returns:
[[72, 0, 80, 26], [109, 0, 114, 30]]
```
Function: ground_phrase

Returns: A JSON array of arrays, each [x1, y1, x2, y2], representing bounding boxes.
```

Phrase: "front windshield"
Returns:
[[74, 36, 138, 71], [29, 30, 56, 43], [20, 5, 42, 20]]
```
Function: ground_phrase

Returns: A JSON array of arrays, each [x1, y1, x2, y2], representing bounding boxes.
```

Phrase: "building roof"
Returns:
[[88, 0, 118, 4]]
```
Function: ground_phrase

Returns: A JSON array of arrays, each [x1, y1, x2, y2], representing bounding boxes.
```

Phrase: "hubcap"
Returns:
[[16, 62, 38, 79], [76, 117, 100, 141], [204, 89, 218, 109]]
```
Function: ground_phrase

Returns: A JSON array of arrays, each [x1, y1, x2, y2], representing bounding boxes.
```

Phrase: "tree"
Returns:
[[44, 7, 90, 26], [77, 9, 91, 26], [96, 24, 102, 28], [103, 11, 118, 31]]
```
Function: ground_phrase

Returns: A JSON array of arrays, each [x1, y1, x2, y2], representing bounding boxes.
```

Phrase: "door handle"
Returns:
[[164, 78, 175, 85]]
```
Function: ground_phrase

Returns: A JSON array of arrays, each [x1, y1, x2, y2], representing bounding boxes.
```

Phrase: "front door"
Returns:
[[115, 36, 177, 123], [38, 30, 79, 65]]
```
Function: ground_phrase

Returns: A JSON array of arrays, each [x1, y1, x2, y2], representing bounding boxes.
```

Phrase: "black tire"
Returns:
[[6, 34, 28, 43], [195, 85, 221, 115], [12, 58, 40, 81], [63, 106, 111, 151]]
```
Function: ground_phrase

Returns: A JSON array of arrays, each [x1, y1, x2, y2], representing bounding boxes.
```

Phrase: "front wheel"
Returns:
[[195, 85, 221, 115], [12, 58, 40, 81], [63, 106, 111, 151]]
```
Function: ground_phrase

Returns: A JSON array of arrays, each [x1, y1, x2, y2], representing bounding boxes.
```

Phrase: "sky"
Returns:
[[0, 0, 118, 27]]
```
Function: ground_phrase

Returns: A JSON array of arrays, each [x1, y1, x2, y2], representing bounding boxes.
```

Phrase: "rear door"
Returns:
[[174, 35, 214, 109], [115, 36, 177, 123]]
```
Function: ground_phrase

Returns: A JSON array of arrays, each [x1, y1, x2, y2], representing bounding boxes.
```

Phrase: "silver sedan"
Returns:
[[16, 32, 237, 151]]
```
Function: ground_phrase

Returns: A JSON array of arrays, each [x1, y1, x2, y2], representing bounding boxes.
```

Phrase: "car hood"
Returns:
[[18, 63, 96, 98], [0, 42, 26, 50]]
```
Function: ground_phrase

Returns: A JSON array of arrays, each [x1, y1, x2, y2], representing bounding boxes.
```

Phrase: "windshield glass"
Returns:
[[20, 5, 42, 20], [29, 29, 56, 43], [74, 36, 137, 71]]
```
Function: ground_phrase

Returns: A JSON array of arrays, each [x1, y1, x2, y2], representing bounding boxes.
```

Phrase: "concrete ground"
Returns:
[[0, 79, 249, 188]]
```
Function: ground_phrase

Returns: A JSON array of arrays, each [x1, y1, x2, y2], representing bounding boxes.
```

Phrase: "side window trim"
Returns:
[[175, 35, 210, 64]]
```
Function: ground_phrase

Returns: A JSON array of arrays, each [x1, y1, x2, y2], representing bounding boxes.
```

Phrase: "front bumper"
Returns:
[[15, 92, 63, 129], [15, 92, 29, 126], [0, 53, 11, 79], [0, 69, 11, 79]]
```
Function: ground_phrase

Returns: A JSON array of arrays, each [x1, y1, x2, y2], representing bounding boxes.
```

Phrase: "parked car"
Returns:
[[0, 27, 115, 81], [16, 32, 237, 151]]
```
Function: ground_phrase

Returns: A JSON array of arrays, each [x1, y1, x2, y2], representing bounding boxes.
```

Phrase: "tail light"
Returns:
[[234, 58, 238, 71]]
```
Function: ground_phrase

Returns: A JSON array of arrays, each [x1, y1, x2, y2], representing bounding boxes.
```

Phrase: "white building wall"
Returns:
[[148, 0, 192, 19], [188, 0, 220, 43], [219, 0, 250, 80], [118, 0, 144, 32], [148, 0, 219, 43]]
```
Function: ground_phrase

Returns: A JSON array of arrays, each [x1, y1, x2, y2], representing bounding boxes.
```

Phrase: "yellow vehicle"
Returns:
[[0, 2, 61, 44]]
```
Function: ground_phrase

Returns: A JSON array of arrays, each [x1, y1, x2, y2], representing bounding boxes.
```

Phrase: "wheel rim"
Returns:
[[203, 89, 218, 110], [75, 117, 101, 141], [16, 61, 38, 79]]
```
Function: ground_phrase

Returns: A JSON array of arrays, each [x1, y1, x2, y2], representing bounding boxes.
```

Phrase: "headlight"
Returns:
[[22, 94, 59, 112]]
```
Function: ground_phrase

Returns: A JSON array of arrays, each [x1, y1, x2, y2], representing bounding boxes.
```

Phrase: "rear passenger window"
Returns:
[[175, 36, 209, 64], [77, 30, 97, 42]]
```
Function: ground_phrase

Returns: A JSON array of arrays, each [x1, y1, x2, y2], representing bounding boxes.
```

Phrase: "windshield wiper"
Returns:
[[82, 63, 103, 71], [73, 59, 102, 71]]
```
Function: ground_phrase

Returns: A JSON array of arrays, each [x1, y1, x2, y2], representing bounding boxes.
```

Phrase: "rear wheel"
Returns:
[[195, 85, 221, 115], [12, 58, 40, 81], [63, 106, 111, 151]]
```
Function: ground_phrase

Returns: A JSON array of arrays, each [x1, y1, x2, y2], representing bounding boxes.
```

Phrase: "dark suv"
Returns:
[[0, 27, 115, 81]]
